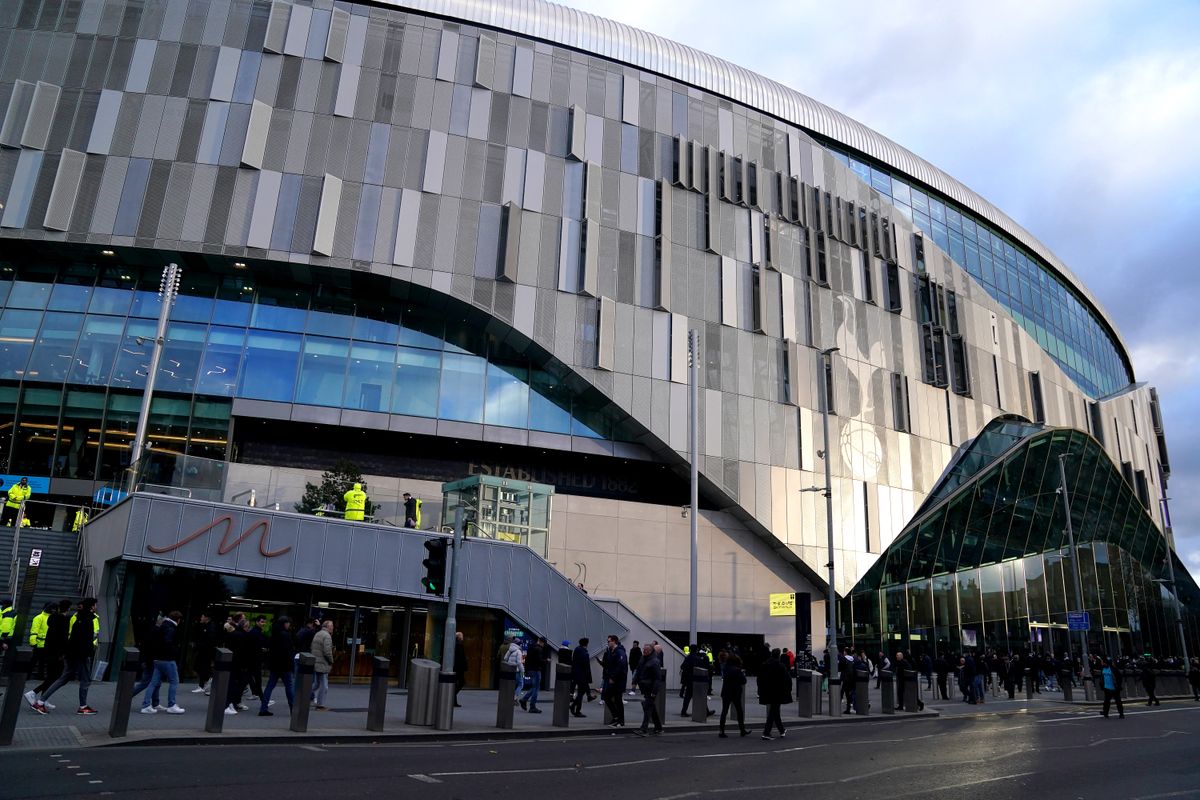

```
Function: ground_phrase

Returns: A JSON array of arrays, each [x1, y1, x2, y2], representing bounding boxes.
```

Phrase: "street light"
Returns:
[[1056, 452, 1093, 699], [817, 346, 839, 705], [127, 263, 181, 492], [687, 329, 700, 648], [1156, 496, 1190, 665]]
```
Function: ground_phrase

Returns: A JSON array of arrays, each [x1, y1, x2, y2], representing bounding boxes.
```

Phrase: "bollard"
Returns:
[[1061, 673, 1074, 702], [690, 666, 711, 722], [880, 670, 895, 714], [902, 668, 920, 712], [853, 668, 870, 715], [108, 647, 141, 738], [404, 658, 439, 726], [1081, 673, 1095, 701], [496, 668, 516, 729], [434, 672, 456, 730], [1024, 668, 1034, 701], [655, 668, 667, 726], [290, 653, 315, 733], [552, 662, 572, 728], [0, 647, 33, 746], [366, 656, 390, 732], [204, 648, 233, 733], [827, 675, 843, 717], [796, 670, 814, 718]]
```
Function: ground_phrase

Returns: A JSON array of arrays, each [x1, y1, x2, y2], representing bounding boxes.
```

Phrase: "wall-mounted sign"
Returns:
[[28, 549, 42, 567], [147, 515, 291, 558], [0, 474, 50, 494], [769, 592, 796, 617]]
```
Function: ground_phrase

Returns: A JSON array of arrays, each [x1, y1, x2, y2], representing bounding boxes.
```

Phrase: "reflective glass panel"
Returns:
[[70, 315, 123, 386], [196, 326, 245, 397], [528, 369, 572, 434], [296, 336, 349, 407], [25, 312, 82, 383], [239, 330, 301, 402], [156, 322, 206, 394], [0, 308, 40, 379], [393, 346, 440, 417], [344, 341, 394, 412], [438, 352, 485, 422], [109, 319, 157, 390], [484, 361, 529, 428]]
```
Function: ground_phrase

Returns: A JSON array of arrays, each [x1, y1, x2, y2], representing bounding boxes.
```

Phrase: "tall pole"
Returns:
[[688, 329, 699, 648], [1057, 453, 1092, 698], [820, 347, 839, 663], [435, 505, 465, 730], [127, 263, 181, 492], [1159, 497, 1189, 663]]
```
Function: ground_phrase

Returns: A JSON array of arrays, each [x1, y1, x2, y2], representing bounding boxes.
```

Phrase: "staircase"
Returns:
[[0, 526, 83, 636]]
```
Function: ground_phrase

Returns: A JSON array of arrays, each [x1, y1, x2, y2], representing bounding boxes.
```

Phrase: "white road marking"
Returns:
[[1038, 705, 1200, 723], [1130, 790, 1200, 799], [297, 745, 325, 752], [432, 766, 578, 777], [585, 758, 668, 769], [77, 773, 90, 776], [88, 780, 102, 784], [889, 771, 1037, 798], [408, 774, 442, 784], [693, 752, 766, 759]]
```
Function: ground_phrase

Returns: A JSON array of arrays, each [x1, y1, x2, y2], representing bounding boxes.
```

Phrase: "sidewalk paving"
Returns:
[[2, 678, 941, 750]]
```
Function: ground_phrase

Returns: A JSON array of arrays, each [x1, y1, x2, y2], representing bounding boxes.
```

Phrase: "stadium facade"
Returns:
[[0, 0, 1193, 666]]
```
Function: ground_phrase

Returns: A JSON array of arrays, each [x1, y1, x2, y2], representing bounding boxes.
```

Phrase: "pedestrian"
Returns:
[[140, 611, 186, 715], [25, 599, 71, 710], [520, 636, 547, 713], [344, 482, 367, 521], [680, 645, 704, 716], [756, 648, 791, 740], [32, 597, 100, 715], [259, 616, 295, 715], [627, 639, 642, 695], [1100, 657, 1124, 719], [972, 651, 986, 705], [402, 492, 421, 528], [130, 646, 162, 712], [311, 620, 334, 709], [223, 615, 250, 715], [840, 647, 857, 713], [874, 650, 890, 689], [718, 654, 749, 738], [190, 611, 217, 696], [920, 652, 933, 690], [570, 637, 591, 717], [27, 602, 52, 683], [500, 635, 523, 704], [1187, 658, 1200, 702], [632, 643, 663, 736], [1140, 656, 1161, 706], [246, 616, 268, 702], [453, 631, 467, 707], [600, 634, 627, 727], [2, 476, 31, 526], [934, 652, 950, 700]]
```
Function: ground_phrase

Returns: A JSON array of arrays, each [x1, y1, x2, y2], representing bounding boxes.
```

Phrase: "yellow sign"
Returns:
[[769, 592, 796, 617]]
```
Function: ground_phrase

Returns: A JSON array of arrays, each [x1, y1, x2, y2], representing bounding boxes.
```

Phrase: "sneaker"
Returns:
[[634, 729, 648, 737], [224, 704, 238, 716], [139, 706, 157, 714], [237, 704, 249, 711], [740, 730, 750, 737], [43, 702, 55, 710], [165, 705, 185, 714], [23, 690, 36, 707], [718, 732, 728, 738], [760, 735, 773, 741], [32, 703, 47, 715], [77, 706, 98, 715], [608, 721, 623, 728], [528, 707, 542, 714], [778, 731, 786, 738], [153, 705, 164, 711], [519, 699, 527, 711], [651, 729, 662, 735], [191, 686, 207, 694], [267, 700, 276, 707], [258, 710, 273, 716]]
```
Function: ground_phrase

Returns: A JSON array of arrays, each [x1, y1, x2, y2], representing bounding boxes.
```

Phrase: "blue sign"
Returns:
[[0, 474, 50, 494], [1067, 611, 1090, 632], [94, 487, 129, 506]]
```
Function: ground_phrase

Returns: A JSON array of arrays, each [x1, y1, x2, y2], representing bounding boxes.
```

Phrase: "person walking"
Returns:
[[344, 483, 367, 522], [33, 598, 100, 715], [679, 645, 704, 716], [1100, 657, 1125, 719], [190, 611, 217, 695], [934, 652, 950, 700], [27, 603, 52, 684], [757, 648, 791, 740], [453, 631, 467, 707], [1140, 656, 1161, 706], [223, 615, 250, 715], [311, 620, 334, 709], [570, 637, 592, 717], [26, 599, 71, 710], [1187, 658, 1200, 702], [600, 634, 627, 727], [627, 639, 642, 695], [402, 492, 422, 528], [140, 611, 186, 715], [259, 616, 296, 715], [632, 643, 663, 736], [520, 636, 547, 713], [718, 653, 749, 737]]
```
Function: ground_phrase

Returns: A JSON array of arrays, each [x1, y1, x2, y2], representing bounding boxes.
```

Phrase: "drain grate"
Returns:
[[13, 725, 83, 749]]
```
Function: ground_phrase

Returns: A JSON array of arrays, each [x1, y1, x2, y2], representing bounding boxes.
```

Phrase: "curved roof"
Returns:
[[395, 0, 1131, 366]]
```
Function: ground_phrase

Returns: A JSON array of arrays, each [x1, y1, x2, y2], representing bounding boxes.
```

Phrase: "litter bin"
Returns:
[[405, 658, 440, 726]]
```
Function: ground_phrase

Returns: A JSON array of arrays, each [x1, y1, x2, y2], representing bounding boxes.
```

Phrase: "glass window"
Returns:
[[251, 302, 307, 333], [97, 392, 139, 480], [295, 336, 348, 407], [130, 290, 167, 319], [393, 346, 440, 417], [352, 315, 399, 345], [571, 392, 611, 439], [399, 306, 445, 350], [11, 386, 63, 475], [1002, 559, 1027, 619], [891, 179, 911, 207], [305, 309, 354, 339], [6, 281, 50, 310], [1025, 554, 1048, 623], [157, 322, 206, 394], [26, 312, 83, 384], [239, 330, 301, 402], [89, 286, 133, 316], [438, 352, 485, 422], [110, 319, 157, 390], [70, 315, 123, 386], [344, 341, 394, 412], [172, 293, 214, 325], [956, 569, 982, 624], [59, 389, 104, 480], [484, 361, 529, 428], [931, 573, 958, 640], [197, 326, 245, 397], [47, 283, 93, 312], [1044, 552, 1069, 621], [528, 369, 572, 434], [0, 308, 40, 379], [980, 563, 1005, 620], [187, 397, 230, 462]]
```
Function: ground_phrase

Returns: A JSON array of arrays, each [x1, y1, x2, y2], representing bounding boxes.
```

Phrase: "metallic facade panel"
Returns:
[[240, 99, 271, 170], [720, 255, 736, 327], [580, 217, 599, 297], [597, 295, 616, 370], [566, 104, 585, 161], [312, 172, 342, 256], [0, 79, 33, 148], [498, 201, 521, 282], [325, 8, 350, 63], [436, 29, 459, 82], [19, 81, 60, 151], [263, 0, 291, 55], [43, 147, 86, 231]]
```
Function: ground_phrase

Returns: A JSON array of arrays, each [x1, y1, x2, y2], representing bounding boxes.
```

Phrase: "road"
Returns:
[[2, 701, 1198, 799]]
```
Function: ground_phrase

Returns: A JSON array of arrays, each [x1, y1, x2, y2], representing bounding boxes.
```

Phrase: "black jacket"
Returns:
[[634, 652, 663, 695], [454, 639, 467, 678], [247, 626, 267, 666], [151, 619, 181, 662], [65, 611, 97, 659], [680, 653, 705, 685], [43, 613, 68, 660], [571, 645, 592, 685], [756, 657, 792, 705], [720, 662, 746, 700], [628, 645, 642, 672], [267, 626, 297, 673], [525, 641, 546, 673]]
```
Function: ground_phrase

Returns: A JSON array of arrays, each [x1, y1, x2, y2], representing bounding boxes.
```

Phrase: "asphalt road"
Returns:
[[3, 701, 1198, 800]]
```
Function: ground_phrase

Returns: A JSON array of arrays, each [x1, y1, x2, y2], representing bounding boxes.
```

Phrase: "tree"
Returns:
[[295, 459, 379, 519]]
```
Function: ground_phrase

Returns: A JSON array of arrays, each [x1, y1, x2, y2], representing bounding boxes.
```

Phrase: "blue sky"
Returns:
[[557, 0, 1200, 578]]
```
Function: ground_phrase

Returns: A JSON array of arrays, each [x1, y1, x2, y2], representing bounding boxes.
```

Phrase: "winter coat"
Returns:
[[720, 662, 747, 701], [756, 657, 792, 705], [571, 645, 593, 686], [311, 628, 334, 674], [634, 652, 663, 695], [267, 626, 297, 673]]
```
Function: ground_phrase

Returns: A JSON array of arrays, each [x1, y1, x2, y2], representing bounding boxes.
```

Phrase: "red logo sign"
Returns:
[[147, 515, 292, 558]]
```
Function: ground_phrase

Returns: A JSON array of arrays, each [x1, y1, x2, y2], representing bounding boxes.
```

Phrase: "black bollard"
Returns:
[[827, 675, 842, 717], [552, 662, 572, 728], [497, 668, 516, 729], [366, 656, 390, 732], [291, 653, 315, 733], [880, 670, 895, 714], [854, 668, 870, 715], [796, 670, 814, 718], [0, 647, 33, 746], [655, 667, 667, 725], [204, 648, 233, 733], [902, 668, 920, 712], [1024, 668, 1034, 700], [690, 666, 711, 722], [108, 647, 141, 738]]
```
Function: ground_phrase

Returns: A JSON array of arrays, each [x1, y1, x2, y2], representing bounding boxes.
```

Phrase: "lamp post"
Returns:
[[1154, 496, 1189, 664], [819, 347, 839, 673], [1056, 452, 1093, 699], [126, 263, 181, 493], [688, 329, 699, 648]]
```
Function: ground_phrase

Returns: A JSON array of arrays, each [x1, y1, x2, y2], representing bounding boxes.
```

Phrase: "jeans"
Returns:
[[762, 703, 784, 736], [719, 695, 745, 733], [131, 664, 162, 708], [973, 675, 985, 702], [41, 657, 92, 707], [639, 691, 662, 732], [602, 683, 625, 724], [571, 682, 589, 714], [262, 670, 295, 711], [521, 670, 541, 708], [143, 660, 179, 709], [1102, 688, 1124, 717], [314, 672, 329, 706]]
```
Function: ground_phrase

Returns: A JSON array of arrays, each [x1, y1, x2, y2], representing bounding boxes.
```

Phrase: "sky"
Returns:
[[556, 0, 1200, 577]]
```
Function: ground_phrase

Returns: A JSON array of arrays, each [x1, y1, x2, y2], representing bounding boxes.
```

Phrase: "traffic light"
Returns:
[[421, 537, 448, 595]]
